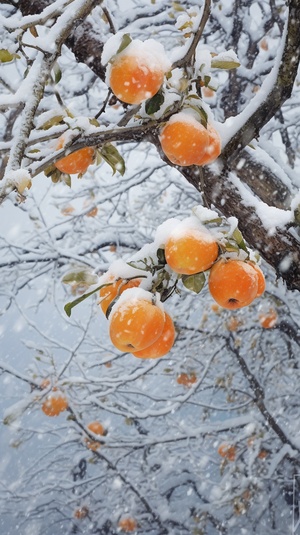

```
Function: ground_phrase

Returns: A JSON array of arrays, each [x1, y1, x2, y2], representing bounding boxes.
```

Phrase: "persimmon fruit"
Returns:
[[108, 50, 166, 105], [208, 259, 259, 309], [217, 443, 237, 462], [118, 517, 138, 532], [85, 420, 106, 451], [176, 372, 197, 387], [99, 277, 141, 315], [54, 136, 95, 175], [165, 226, 219, 275], [74, 506, 89, 519], [109, 294, 165, 352], [159, 115, 210, 166], [132, 312, 175, 359], [42, 392, 68, 417], [87, 421, 106, 436], [160, 114, 221, 167]]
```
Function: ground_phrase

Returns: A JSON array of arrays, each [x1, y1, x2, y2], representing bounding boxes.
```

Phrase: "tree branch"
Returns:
[[222, 0, 300, 163], [228, 335, 299, 452], [18, 0, 106, 81]]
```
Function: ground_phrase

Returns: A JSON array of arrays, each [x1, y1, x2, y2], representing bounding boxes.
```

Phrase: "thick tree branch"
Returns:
[[222, 0, 300, 163]]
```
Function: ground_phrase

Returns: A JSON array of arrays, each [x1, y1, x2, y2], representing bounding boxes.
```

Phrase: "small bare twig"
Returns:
[[172, 0, 211, 70]]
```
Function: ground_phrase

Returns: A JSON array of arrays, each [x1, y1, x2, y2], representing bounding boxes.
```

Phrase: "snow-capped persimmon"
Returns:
[[85, 420, 106, 451], [42, 392, 68, 417], [208, 259, 259, 310], [165, 225, 219, 275], [132, 312, 175, 359], [99, 276, 141, 315], [109, 290, 165, 352], [87, 421, 106, 436], [107, 39, 170, 105], [218, 443, 237, 462], [118, 517, 138, 532], [159, 113, 210, 166], [54, 136, 95, 175]]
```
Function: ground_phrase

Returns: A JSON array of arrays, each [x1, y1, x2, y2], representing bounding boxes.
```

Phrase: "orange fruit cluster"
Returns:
[[99, 279, 175, 360], [97, 216, 265, 361], [159, 114, 221, 167], [54, 135, 95, 175], [162, 220, 265, 310], [109, 291, 175, 358]]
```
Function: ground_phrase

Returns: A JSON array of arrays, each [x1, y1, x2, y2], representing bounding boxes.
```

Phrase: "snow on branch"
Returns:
[[221, 0, 300, 162], [0, 0, 101, 202]]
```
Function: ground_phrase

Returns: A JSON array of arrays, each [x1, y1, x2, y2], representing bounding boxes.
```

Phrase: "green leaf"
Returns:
[[223, 241, 240, 253], [50, 169, 62, 183], [172, 1, 185, 11], [198, 107, 208, 128], [211, 57, 240, 70], [53, 62, 62, 84], [116, 33, 132, 55], [100, 143, 125, 176], [62, 269, 98, 286], [37, 115, 65, 130], [203, 75, 211, 86], [0, 49, 20, 63], [64, 283, 105, 317], [145, 91, 165, 115], [182, 272, 205, 294], [29, 26, 38, 38], [186, 103, 208, 128], [89, 118, 100, 127], [178, 20, 193, 32], [232, 228, 248, 253], [61, 173, 72, 187], [44, 164, 57, 177]]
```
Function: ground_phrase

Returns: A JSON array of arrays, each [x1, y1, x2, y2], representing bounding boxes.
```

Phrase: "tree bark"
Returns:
[[17, 0, 106, 81]]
